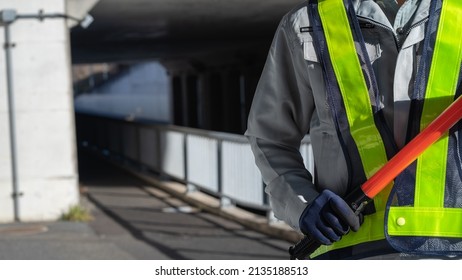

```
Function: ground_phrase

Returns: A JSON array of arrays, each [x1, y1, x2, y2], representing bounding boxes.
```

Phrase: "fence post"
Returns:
[[218, 140, 235, 208], [184, 133, 198, 193]]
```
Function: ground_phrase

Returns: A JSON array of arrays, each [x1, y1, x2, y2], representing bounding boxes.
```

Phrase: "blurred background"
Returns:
[[0, 0, 314, 259]]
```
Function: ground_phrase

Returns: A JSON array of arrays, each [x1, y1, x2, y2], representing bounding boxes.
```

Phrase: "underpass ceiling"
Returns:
[[70, 0, 302, 64]]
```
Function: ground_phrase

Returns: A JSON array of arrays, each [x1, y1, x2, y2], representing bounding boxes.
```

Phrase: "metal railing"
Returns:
[[75, 113, 314, 215]]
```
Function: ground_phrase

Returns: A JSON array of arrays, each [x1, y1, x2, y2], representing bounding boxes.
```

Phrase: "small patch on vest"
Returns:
[[300, 26, 313, 33]]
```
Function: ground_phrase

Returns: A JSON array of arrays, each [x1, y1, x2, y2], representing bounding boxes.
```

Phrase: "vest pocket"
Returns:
[[304, 37, 381, 64], [362, 39, 381, 64], [361, 34, 381, 64], [303, 40, 319, 63]]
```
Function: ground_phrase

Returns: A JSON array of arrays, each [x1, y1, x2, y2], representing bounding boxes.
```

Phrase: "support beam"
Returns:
[[0, 0, 79, 222]]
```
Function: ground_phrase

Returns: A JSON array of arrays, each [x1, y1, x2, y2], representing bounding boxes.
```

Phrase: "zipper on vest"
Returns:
[[395, 18, 428, 50], [404, 18, 429, 41], [405, 17, 431, 142]]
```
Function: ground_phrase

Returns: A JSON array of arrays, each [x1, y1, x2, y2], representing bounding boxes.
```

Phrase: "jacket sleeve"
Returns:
[[245, 14, 320, 230]]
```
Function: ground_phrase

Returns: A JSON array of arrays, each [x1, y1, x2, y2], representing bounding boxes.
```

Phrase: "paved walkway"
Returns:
[[0, 153, 292, 260]]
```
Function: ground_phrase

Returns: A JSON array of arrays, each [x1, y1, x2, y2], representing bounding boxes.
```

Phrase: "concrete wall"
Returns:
[[0, 0, 79, 222]]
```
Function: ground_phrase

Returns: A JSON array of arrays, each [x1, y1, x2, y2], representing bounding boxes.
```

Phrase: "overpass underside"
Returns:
[[0, 0, 301, 222], [72, 0, 303, 134]]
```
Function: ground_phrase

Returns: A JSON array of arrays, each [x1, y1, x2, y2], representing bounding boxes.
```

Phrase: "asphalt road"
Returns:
[[81, 152, 292, 260], [0, 152, 292, 260]]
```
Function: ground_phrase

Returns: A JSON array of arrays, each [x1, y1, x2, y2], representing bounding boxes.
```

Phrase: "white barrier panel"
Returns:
[[186, 135, 218, 193], [160, 130, 185, 180], [221, 141, 263, 206], [139, 127, 160, 171], [81, 115, 317, 210]]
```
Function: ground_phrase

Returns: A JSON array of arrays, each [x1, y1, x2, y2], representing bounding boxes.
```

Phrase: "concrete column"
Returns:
[[221, 69, 242, 134], [0, 0, 80, 222], [197, 73, 212, 130], [185, 74, 199, 128], [239, 72, 247, 133], [242, 67, 260, 131], [170, 74, 184, 126], [180, 74, 189, 126], [209, 71, 223, 131]]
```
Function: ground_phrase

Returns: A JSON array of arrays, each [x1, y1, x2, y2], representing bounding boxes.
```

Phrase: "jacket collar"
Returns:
[[354, 0, 393, 29], [410, 0, 432, 26], [351, 0, 431, 30]]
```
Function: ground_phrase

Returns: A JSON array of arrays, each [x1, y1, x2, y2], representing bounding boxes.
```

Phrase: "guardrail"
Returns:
[[75, 113, 314, 216]]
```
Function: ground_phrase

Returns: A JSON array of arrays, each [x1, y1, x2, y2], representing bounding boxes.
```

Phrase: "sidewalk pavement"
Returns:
[[0, 153, 298, 260]]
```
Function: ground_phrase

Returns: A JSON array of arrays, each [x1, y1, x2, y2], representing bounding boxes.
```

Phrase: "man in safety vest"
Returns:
[[246, 0, 462, 259]]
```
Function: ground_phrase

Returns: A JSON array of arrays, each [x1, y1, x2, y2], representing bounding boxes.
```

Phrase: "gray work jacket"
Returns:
[[245, 0, 431, 230]]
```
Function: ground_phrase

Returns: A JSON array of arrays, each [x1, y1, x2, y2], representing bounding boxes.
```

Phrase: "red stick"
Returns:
[[362, 95, 462, 198]]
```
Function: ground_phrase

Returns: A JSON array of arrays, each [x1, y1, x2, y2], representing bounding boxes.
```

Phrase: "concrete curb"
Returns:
[[122, 168, 303, 244]]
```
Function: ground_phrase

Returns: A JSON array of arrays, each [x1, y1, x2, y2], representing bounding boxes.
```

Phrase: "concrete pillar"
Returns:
[[197, 73, 212, 130], [209, 71, 223, 131], [239, 73, 247, 133], [180, 74, 189, 126], [242, 67, 260, 131], [171, 74, 184, 126], [185, 74, 199, 128], [0, 0, 81, 222], [221, 69, 242, 134]]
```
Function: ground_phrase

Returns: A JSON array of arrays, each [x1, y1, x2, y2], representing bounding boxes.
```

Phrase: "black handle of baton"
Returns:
[[289, 235, 322, 260], [289, 187, 372, 260]]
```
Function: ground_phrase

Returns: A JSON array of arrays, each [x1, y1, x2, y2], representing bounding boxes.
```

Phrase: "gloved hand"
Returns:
[[299, 189, 360, 245]]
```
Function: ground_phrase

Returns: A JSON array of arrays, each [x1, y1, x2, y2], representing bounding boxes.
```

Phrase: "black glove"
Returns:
[[299, 189, 360, 245]]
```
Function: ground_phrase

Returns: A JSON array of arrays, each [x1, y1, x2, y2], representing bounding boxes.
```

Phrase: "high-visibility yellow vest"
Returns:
[[308, 0, 462, 258]]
